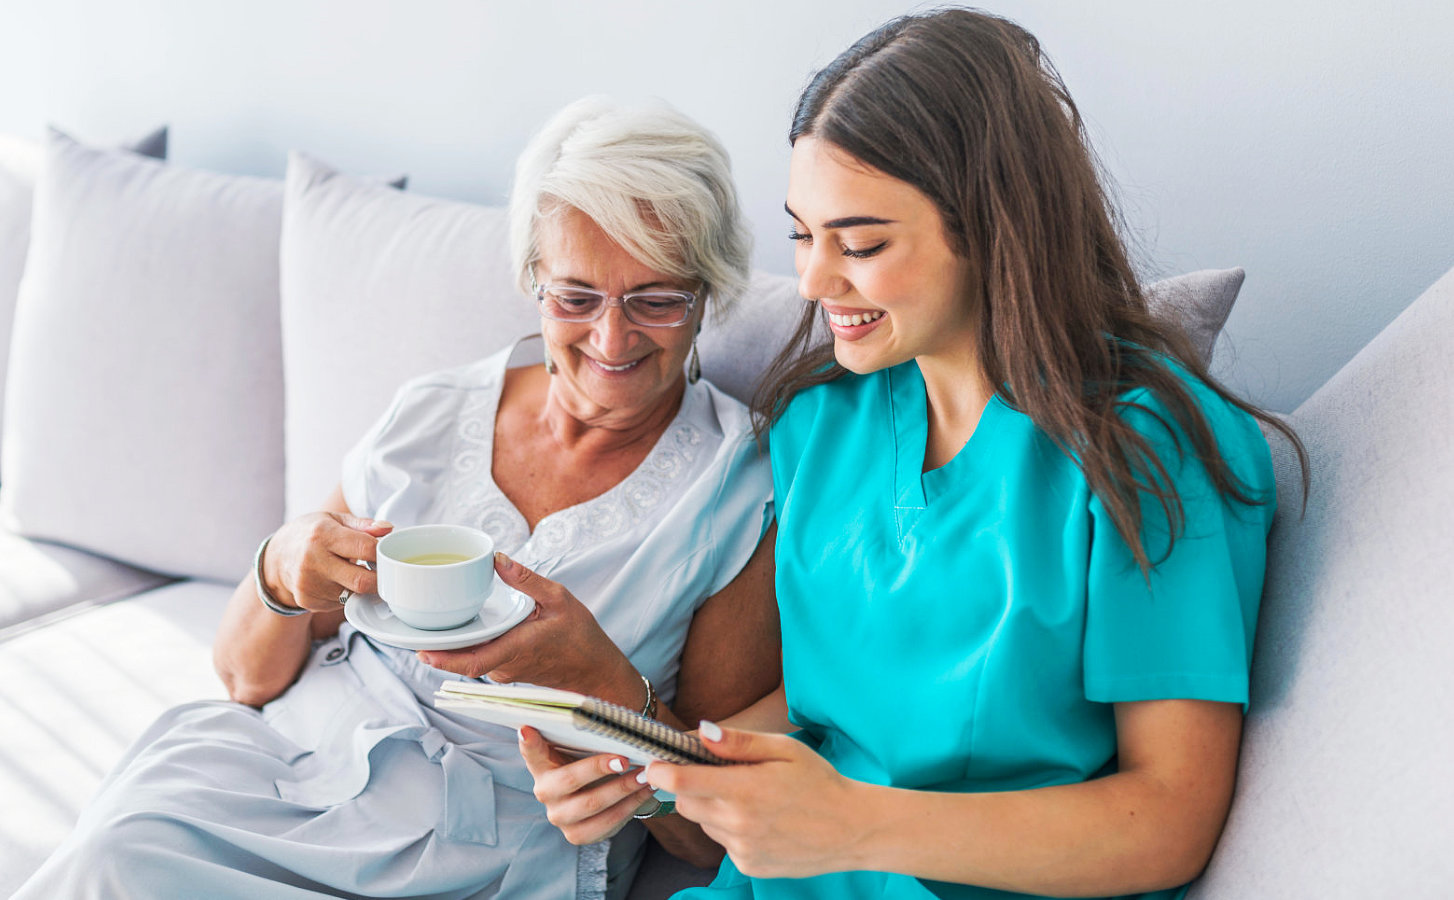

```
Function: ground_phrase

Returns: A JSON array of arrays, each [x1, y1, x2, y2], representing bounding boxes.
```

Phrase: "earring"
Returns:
[[687, 340, 701, 385], [543, 343, 557, 375]]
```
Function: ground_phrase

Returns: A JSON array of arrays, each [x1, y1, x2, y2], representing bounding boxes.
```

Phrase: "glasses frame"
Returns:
[[531, 274, 699, 328]]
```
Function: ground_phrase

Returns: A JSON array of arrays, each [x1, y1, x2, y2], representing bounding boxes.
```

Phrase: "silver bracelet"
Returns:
[[254, 534, 306, 617], [639, 672, 657, 719], [632, 797, 676, 820]]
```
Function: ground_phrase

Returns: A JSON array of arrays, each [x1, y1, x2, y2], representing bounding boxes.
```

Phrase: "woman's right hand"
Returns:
[[262, 511, 393, 613], [518, 726, 658, 846]]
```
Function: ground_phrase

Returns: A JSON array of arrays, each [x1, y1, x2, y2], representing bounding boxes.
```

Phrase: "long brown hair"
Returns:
[[753, 7, 1307, 574]]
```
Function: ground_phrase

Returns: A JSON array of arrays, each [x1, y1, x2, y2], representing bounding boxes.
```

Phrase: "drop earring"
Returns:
[[543, 343, 557, 375], [687, 340, 701, 385]]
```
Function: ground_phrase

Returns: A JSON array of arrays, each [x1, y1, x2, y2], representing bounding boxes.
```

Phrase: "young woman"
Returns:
[[522, 9, 1305, 899]]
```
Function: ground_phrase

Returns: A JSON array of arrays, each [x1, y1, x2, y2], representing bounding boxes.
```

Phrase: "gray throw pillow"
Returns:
[[1144, 267, 1245, 365]]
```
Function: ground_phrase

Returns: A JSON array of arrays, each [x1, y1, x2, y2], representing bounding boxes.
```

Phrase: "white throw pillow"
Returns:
[[280, 153, 532, 518], [0, 127, 167, 462], [0, 130, 283, 580]]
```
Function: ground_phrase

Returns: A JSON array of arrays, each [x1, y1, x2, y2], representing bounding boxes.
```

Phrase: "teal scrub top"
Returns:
[[678, 359, 1276, 900]]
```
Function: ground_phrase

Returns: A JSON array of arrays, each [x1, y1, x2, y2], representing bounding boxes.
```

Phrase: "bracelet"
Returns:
[[632, 797, 677, 820], [639, 672, 657, 719], [254, 534, 306, 617]]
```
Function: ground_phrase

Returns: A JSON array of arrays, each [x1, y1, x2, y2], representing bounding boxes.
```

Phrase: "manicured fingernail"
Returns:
[[636, 770, 651, 784], [494, 552, 516, 573], [374, 519, 393, 529], [609, 758, 625, 774], [699, 720, 723, 742]]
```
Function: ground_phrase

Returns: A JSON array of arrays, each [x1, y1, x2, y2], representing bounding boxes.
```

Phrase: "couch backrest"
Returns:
[[278, 153, 1243, 522], [1188, 266, 1454, 896], [1, 131, 1255, 584]]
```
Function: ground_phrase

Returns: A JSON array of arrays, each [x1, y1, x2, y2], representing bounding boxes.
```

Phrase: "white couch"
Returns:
[[1, 130, 1449, 898]]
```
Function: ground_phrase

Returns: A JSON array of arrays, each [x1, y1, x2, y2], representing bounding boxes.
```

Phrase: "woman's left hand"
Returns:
[[518, 726, 657, 846], [417, 554, 637, 705], [645, 722, 865, 879]]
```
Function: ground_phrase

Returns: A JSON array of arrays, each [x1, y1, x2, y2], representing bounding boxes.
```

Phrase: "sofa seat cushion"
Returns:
[[0, 579, 231, 896], [1189, 266, 1454, 896], [0, 529, 172, 634]]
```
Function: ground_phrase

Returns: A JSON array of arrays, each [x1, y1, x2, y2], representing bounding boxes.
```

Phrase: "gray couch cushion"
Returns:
[[0, 579, 230, 897], [1189, 266, 1454, 896], [0, 529, 171, 634]]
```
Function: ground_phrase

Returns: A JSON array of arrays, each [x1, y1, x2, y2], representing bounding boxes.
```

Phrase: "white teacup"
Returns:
[[375, 525, 496, 630]]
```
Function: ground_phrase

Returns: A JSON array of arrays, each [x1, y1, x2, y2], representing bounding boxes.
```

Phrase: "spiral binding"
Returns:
[[577, 698, 727, 765]]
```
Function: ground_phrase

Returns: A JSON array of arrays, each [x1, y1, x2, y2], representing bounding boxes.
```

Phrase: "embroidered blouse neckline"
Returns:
[[440, 337, 706, 559]]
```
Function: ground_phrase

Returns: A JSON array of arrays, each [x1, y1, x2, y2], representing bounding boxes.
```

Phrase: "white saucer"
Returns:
[[344, 577, 534, 650]]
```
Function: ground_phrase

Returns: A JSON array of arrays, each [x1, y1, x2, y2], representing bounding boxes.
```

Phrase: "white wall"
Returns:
[[1, 0, 1450, 411]]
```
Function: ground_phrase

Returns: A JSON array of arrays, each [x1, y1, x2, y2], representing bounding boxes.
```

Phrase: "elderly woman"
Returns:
[[14, 97, 779, 900]]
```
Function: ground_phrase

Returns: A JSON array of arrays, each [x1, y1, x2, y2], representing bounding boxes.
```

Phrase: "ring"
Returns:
[[338, 589, 352, 605]]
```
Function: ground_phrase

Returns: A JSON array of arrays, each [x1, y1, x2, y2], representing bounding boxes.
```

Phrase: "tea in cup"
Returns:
[[375, 524, 495, 630]]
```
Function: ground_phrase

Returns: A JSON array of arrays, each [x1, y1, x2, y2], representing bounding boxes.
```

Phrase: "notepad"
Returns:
[[433, 681, 728, 767]]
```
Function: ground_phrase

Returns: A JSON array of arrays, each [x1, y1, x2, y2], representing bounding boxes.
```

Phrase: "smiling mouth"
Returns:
[[826, 310, 884, 327], [588, 357, 644, 373]]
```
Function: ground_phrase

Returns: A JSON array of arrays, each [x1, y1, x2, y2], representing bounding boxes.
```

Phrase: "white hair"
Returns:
[[508, 96, 752, 320]]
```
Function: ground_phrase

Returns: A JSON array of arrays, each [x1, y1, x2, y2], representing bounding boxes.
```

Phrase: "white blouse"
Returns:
[[341, 337, 774, 704]]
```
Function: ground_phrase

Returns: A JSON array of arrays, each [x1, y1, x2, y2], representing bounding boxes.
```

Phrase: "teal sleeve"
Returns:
[[1082, 385, 1276, 709]]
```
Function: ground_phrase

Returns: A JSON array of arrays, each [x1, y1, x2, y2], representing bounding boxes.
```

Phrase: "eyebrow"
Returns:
[[550, 275, 678, 293], [784, 202, 896, 230]]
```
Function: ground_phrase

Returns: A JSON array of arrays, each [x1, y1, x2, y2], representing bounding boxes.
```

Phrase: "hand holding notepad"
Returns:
[[434, 681, 729, 767]]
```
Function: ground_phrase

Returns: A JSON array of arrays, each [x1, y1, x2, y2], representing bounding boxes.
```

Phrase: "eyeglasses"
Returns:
[[531, 275, 698, 328]]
